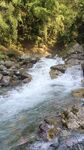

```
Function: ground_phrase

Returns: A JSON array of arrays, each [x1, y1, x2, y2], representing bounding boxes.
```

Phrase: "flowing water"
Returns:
[[0, 57, 83, 150]]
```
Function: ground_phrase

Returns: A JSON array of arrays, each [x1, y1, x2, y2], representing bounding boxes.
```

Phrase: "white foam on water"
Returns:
[[0, 57, 83, 120]]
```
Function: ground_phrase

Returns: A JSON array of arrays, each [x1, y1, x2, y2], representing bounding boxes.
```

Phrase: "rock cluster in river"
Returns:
[[0, 55, 39, 87], [49, 43, 84, 79], [28, 104, 84, 150]]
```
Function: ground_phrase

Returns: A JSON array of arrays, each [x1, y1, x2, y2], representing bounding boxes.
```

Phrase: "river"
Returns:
[[0, 57, 83, 150]]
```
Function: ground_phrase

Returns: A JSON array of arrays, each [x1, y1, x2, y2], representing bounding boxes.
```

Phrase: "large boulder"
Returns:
[[64, 43, 84, 66], [49, 64, 66, 79]]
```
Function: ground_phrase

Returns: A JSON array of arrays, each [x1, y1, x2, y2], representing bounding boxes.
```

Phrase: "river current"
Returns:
[[0, 57, 83, 149]]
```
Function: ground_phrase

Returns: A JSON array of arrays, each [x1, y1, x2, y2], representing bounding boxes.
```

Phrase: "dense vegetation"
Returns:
[[0, 0, 84, 49]]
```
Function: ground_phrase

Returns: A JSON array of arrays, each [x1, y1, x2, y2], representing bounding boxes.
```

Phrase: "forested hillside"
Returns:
[[0, 0, 84, 48]]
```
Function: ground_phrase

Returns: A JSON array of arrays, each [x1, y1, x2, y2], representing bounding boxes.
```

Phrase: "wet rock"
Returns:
[[1, 76, 11, 86], [22, 77, 32, 83], [81, 63, 84, 76], [38, 119, 60, 141], [46, 54, 52, 58], [49, 137, 59, 149], [14, 68, 32, 80], [61, 130, 71, 138], [20, 72, 32, 80], [49, 64, 66, 79], [50, 64, 66, 73], [2, 69, 10, 76], [11, 79, 20, 86], [14, 68, 25, 76], [81, 79, 84, 84], [72, 88, 84, 98], [13, 70, 32, 84]]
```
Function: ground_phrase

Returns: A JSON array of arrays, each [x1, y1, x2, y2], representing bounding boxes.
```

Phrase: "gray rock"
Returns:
[[20, 73, 32, 80], [19, 55, 31, 61], [1, 76, 11, 86], [11, 79, 20, 86], [64, 43, 84, 66], [65, 58, 84, 66], [49, 64, 66, 79], [67, 43, 84, 54], [4, 61, 14, 68], [30, 57, 39, 64], [2, 69, 10, 76], [23, 77, 32, 83], [19, 55, 39, 66], [61, 106, 84, 130], [50, 64, 66, 73], [49, 137, 59, 149], [0, 65, 6, 71]]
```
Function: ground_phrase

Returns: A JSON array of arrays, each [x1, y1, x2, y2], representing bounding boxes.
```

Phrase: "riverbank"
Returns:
[[0, 44, 51, 94], [0, 55, 40, 94]]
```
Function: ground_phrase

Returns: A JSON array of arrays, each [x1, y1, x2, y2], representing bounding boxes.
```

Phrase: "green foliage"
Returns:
[[0, 0, 84, 48]]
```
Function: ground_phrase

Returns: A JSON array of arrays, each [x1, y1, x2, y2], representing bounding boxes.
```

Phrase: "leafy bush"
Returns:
[[0, 0, 84, 48]]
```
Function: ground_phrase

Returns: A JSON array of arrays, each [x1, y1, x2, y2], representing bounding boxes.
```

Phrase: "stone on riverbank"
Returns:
[[1, 76, 11, 86], [0, 55, 39, 89], [64, 43, 84, 66], [61, 106, 84, 130]]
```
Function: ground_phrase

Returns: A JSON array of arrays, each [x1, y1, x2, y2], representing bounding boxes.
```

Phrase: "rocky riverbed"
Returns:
[[0, 55, 39, 94], [27, 86, 84, 150], [0, 42, 84, 150], [28, 43, 84, 150]]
